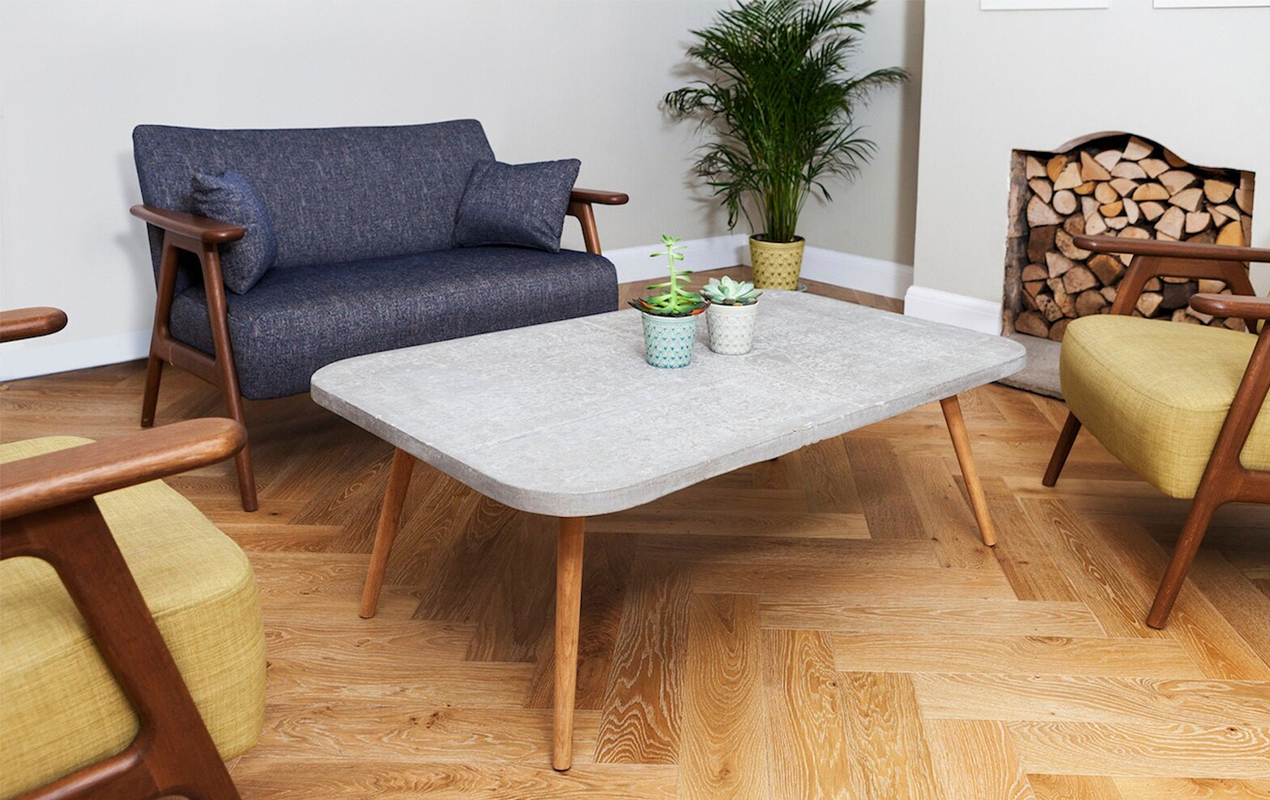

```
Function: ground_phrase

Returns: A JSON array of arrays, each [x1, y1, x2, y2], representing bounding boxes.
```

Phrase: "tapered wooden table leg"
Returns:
[[554, 516, 586, 771], [359, 448, 416, 619], [940, 395, 998, 547]]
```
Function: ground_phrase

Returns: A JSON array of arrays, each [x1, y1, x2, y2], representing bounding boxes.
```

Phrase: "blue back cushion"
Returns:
[[190, 170, 278, 294], [133, 120, 495, 274], [454, 159, 581, 253]]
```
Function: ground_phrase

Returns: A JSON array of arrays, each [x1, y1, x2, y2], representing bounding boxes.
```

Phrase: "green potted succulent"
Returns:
[[700, 276, 762, 355], [663, 0, 907, 290], [630, 234, 707, 368]]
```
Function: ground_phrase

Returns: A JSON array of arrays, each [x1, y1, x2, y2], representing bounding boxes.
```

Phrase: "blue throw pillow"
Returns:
[[190, 170, 278, 294], [453, 159, 581, 253]]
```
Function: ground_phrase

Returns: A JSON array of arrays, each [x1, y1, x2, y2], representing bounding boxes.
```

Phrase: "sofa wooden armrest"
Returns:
[[1, 418, 246, 521], [1190, 293, 1270, 321], [570, 188, 629, 206], [566, 188, 629, 256], [0, 307, 67, 343], [131, 204, 245, 244]]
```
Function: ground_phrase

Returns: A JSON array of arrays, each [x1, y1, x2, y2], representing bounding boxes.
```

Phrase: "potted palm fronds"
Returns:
[[630, 234, 706, 368], [664, 0, 907, 290], [701, 276, 762, 355]]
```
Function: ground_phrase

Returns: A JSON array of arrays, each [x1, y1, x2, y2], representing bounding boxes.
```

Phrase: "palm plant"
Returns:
[[664, 0, 907, 243]]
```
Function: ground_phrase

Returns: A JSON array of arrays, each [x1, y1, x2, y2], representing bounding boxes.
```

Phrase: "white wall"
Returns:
[[0, 0, 922, 379], [910, 0, 1270, 327]]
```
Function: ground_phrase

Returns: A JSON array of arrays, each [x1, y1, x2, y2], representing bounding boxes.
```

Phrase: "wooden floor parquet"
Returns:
[[3, 277, 1269, 799]]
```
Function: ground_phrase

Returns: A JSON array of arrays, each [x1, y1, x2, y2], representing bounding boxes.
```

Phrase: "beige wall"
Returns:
[[797, 0, 924, 265], [0, 0, 921, 377], [912, 0, 1270, 309]]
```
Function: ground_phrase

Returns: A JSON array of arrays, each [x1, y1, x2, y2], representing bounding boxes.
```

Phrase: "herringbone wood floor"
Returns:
[[3, 278, 1269, 799]]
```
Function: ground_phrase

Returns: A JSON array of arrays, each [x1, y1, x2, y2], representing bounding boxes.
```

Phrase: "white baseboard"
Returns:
[[0, 329, 150, 382], [605, 234, 752, 285], [607, 234, 913, 300], [903, 285, 1003, 334], [799, 247, 913, 300]]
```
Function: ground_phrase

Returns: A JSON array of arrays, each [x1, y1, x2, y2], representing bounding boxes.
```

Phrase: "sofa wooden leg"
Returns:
[[940, 395, 998, 547], [553, 516, 586, 772], [359, 448, 416, 619], [1147, 489, 1223, 629], [1043, 413, 1083, 488], [141, 355, 163, 428], [199, 245, 257, 512]]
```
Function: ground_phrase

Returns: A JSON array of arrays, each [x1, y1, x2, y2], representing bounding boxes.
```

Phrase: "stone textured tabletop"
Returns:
[[311, 291, 1025, 517]]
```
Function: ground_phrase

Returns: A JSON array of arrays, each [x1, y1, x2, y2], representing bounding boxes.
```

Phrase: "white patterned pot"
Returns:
[[641, 312, 698, 368], [705, 301, 758, 355]]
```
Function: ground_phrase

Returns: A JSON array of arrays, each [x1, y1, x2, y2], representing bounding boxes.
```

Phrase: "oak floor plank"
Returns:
[[761, 598, 1106, 637], [1007, 722, 1270, 778], [840, 671, 946, 800], [1028, 773, 1125, 800], [832, 633, 1203, 678], [914, 674, 1270, 726], [1113, 777, 1270, 799], [926, 719, 1036, 800], [761, 630, 857, 800], [230, 758, 679, 799], [594, 558, 692, 765], [678, 595, 769, 800]]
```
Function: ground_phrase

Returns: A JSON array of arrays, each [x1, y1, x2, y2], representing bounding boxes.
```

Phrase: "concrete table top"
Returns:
[[311, 291, 1025, 518]]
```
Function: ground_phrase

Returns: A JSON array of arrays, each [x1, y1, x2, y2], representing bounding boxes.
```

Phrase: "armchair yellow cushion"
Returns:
[[1061, 315, 1270, 499], [0, 437, 265, 799]]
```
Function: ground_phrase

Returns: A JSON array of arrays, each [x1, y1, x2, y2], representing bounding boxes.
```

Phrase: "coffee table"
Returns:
[[310, 290, 1025, 770]]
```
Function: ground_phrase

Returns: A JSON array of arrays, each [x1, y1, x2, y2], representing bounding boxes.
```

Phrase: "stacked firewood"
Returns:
[[1010, 135, 1254, 341]]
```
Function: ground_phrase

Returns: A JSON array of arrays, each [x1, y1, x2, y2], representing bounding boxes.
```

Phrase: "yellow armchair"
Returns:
[[1044, 236, 1270, 629], [0, 309, 264, 800]]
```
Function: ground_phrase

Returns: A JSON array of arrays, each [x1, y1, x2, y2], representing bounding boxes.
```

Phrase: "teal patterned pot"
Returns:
[[641, 312, 698, 368]]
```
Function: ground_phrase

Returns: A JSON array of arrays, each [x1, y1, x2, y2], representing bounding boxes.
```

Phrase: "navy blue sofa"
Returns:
[[131, 120, 625, 510]]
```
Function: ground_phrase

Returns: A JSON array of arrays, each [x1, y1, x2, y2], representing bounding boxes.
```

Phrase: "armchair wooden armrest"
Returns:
[[570, 188, 629, 206], [0, 307, 67, 343], [1191, 293, 1270, 321], [1074, 234, 1270, 264], [1072, 235, 1265, 320], [1, 418, 246, 521], [130, 204, 245, 244]]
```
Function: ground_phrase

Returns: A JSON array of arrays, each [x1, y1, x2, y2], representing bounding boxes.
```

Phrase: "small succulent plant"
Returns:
[[700, 275, 762, 306], [629, 234, 707, 317]]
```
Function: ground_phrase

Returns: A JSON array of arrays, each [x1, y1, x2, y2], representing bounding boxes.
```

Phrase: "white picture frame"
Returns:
[[981, 0, 1109, 9], [1154, 0, 1269, 7]]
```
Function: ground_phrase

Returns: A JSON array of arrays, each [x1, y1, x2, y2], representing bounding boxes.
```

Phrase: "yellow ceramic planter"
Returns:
[[749, 235, 805, 290]]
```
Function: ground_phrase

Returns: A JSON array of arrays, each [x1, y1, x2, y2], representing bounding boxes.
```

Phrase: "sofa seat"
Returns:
[[170, 246, 618, 399], [1061, 314, 1270, 499], [0, 436, 266, 799]]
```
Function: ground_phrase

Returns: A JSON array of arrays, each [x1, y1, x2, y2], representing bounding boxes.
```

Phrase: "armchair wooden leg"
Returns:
[[1043, 412, 1083, 487], [359, 448, 416, 619], [940, 395, 998, 547], [1146, 488, 1223, 629], [554, 516, 586, 771]]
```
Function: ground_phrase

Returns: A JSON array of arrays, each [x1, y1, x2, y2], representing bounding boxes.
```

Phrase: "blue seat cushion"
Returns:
[[168, 248, 618, 400]]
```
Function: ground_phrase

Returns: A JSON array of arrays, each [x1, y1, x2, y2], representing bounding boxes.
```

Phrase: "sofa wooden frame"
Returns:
[[1043, 234, 1270, 628], [130, 189, 628, 512]]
